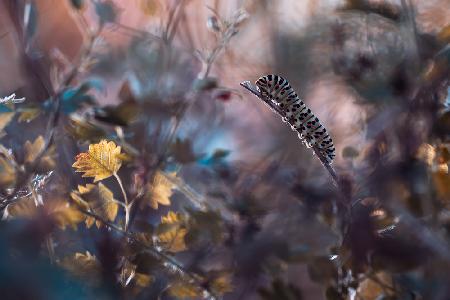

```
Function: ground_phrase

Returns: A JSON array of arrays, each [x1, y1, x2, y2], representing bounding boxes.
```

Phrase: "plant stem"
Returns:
[[114, 172, 130, 231], [73, 204, 218, 300], [0, 26, 102, 212], [162, 171, 206, 210]]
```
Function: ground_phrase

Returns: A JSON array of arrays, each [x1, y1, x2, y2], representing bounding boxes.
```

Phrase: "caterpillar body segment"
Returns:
[[255, 74, 336, 164]]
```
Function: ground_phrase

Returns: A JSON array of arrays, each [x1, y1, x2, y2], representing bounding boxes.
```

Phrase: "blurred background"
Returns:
[[0, 0, 449, 299]]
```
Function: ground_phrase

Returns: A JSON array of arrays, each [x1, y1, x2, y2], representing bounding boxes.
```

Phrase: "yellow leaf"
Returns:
[[145, 171, 175, 209], [24, 135, 56, 171], [438, 24, 450, 43], [66, 115, 106, 142], [158, 228, 188, 252], [157, 211, 187, 252], [135, 273, 153, 287], [7, 196, 37, 219], [49, 201, 85, 230], [60, 251, 101, 284], [72, 140, 122, 182], [433, 169, 450, 203], [0, 112, 14, 133], [18, 107, 41, 123], [357, 272, 393, 300], [7, 196, 84, 230], [71, 183, 119, 228], [210, 273, 233, 296], [168, 281, 202, 299], [161, 211, 184, 224], [0, 156, 16, 188], [416, 143, 435, 166]]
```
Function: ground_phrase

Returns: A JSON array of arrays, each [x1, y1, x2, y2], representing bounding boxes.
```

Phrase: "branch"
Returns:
[[239, 81, 339, 184], [74, 205, 219, 300], [0, 28, 102, 211], [241, 79, 450, 265], [113, 172, 130, 232]]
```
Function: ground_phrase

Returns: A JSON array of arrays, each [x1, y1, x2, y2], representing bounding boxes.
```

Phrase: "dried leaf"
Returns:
[[416, 143, 436, 166], [0, 156, 17, 188], [145, 171, 176, 209], [438, 146, 450, 163], [433, 169, 450, 202], [0, 112, 14, 133], [168, 281, 202, 299], [210, 273, 233, 296], [72, 140, 122, 182], [60, 251, 101, 284], [24, 135, 56, 172], [438, 24, 450, 43], [66, 115, 106, 142], [159, 228, 187, 253], [7, 196, 84, 230], [157, 211, 187, 253], [51, 202, 85, 230], [161, 211, 184, 224], [357, 272, 393, 300], [134, 273, 153, 287], [71, 183, 119, 228], [94, 101, 140, 126], [17, 107, 41, 123], [7, 196, 36, 219]]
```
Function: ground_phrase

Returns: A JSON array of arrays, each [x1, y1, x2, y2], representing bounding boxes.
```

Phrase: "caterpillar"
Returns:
[[255, 74, 336, 164]]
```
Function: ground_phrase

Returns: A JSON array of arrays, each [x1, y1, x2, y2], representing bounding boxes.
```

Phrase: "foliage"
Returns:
[[72, 140, 122, 182]]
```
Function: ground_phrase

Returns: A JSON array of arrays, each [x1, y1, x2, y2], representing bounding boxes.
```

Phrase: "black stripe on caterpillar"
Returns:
[[255, 74, 336, 164]]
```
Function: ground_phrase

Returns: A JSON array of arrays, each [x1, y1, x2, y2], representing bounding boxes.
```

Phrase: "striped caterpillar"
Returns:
[[255, 75, 336, 164]]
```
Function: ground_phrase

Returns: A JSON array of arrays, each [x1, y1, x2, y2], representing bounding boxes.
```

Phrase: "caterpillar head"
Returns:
[[255, 74, 290, 105], [255, 76, 270, 99]]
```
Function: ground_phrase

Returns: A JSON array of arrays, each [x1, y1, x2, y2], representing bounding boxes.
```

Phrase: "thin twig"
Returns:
[[114, 173, 131, 232], [164, 0, 185, 43], [0, 27, 102, 211], [162, 171, 207, 210], [73, 204, 218, 300]]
